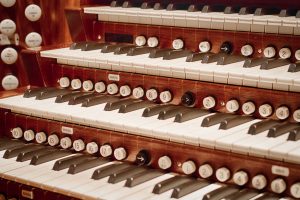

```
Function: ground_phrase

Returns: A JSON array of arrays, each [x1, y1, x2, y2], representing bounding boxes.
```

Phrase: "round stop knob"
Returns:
[[35, 132, 47, 144], [48, 134, 59, 146], [86, 142, 99, 154], [252, 174, 267, 190], [82, 80, 94, 91], [71, 79, 82, 90], [95, 81, 106, 93], [216, 167, 231, 182], [132, 87, 144, 99], [160, 90, 172, 103], [146, 88, 158, 101], [59, 77, 70, 88], [203, 96, 216, 109], [114, 147, 127, 160], [73, 139, 85, 152], [100, 144, 113, 157], [233, 171, 249, 186], [60, 137, 72, 149], [182, 160, 196, 175], [107, 83, 118, 95], [259, 104, 273, 117], [158, 156, 172, 170], [120, 85, 131, 97], [226, 99, 239, 113], [24, 130, 35, 141], [11, 127, 23, 139], [198, 164, 213, 178], [271, 178, 286, 194], [181, 91, 195, 107], [135, 150, 151, 166]]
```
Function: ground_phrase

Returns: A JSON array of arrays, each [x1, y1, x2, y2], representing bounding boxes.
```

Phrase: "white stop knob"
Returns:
[[86, 142, 99, 154], [226, 99, 239, 113], [146, 88, 158, 101], [279, 47, 291, 59], [135, 35, 147, 46], [293, 109, 300, 122], [158, 156, 172, 170], [203, 96, 216, 109], [263, 46, 276, 58], [114, 147, 127, 160], [147, 36, 159, 48], [0, 0, 16, 7], [95, 81, 106, 93], [71, 79, 82, 90], [252, 174, 267, 190], [259, 104, 273, 117], [275, 106, 290, 120], [48, 134, 59, 146], [172, 39, 184, 50], [1, 47, 18, 64], [216, 167, 231, 182], [198, 164, 213, 178], [35, 132, 47, 144], [120, 85, 131, 97], [25, 32, 42, 48], [73, 139, 85, 152], [100, 144, 113, 157], [271, 178, 286, 194], [60, 137, 72, 149], [24, 130, 35, 141], [160, 90, 172, 103], [242, 101, 256, 115], [107, 83, 118, 95], [25, 4, 42, 22], [11, 127, 23, 139], [82, 80, 94, 91], [295, 49, 300, 61], [291, 182, 300, 198], [133, 87, 144, 99], [241, 44, 254, 57], [182, 160, 196, 175], [0, 19, 16, 36], [59, 77, 70, 88], [2, 74, 19, 90], [233, 171, 248, 186], [199, 41, 211, 53]]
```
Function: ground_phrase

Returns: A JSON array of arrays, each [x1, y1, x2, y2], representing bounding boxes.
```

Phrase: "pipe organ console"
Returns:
[[1, 0, 300, 199]]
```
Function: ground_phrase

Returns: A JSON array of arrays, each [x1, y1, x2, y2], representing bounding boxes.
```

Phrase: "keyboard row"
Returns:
[[84, 4, 300, 35], [0, 138, 299, 199], [40, 45, 300, 92], [0, 88, 300, 164]]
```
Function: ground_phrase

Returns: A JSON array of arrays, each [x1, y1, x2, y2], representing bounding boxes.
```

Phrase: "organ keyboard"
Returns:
[[1, 0, 300, 199]]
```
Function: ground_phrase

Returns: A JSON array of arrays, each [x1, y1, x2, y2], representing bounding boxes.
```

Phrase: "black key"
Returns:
[[254, 8, 280, 16], [153, 2, 167, 10], [114, 45, 135, 55], [52, 154, 91, 171], [149, 49, 173, 58], [68, 93, 102, 105], [187, 4, 200, 12], [239, 7, 255, 15], [268, 123, 300, 138], [219, 116, 254, 130], [248, 120, 281, 135], [171, 179, 209, 198], [175, 109, 210, 123], [83, 42, 110, 51], [288, 62, 300, 72], [288, 127, 300, 141], [141, 2, 154, 9], [201, 113, 236, 127], [243, 58, 267, 68], [23, 87, 56, 98], [202, 53, 225, 64], [122, 1, 141, 8], [163, 50, 193, 60], [152, 176, 192, 194], [203, 185, 239, 200], [142, 105, 176, 117], [110, 0, 125, 7], [3, 144, 43, 159], [127, 47, 154, 56], [166, 3, 189, 11], [224, 6, 240, 14], [108, 166, 148, 184], [55, 91, 85, 103], [222, 188, 259, 200], [217, 55, 246, 65], [0, 139, 24, 151], [254, 193, 279, 200], [158, 107, 190, 120], [260, 59, 290, 70], [16, 147, 55, 162], [119, 101, 154, 113], [82, 96, 119, 107], [36, 89, 70, 100], [279, 9, 297, 17], [70, 41, 88, 50], [30, 150, 71, 165], [297, 10, 300, 18], [125, 170, 163, 187], [92, 163, 132, 180], [186, 53, 207, 62], [101, 44, 131, 53], [104, 98, 138, 111], [202, 5, 225, 13], [68, 157, 108, 174]]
